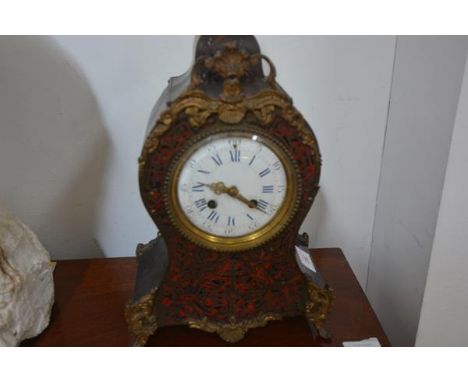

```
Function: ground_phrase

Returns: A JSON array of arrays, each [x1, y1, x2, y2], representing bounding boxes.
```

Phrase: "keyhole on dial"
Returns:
[[208, 200, 217, 209]]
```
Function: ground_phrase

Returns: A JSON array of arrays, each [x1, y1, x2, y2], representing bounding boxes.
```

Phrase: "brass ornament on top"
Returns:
[[128, 36, 333, 346]]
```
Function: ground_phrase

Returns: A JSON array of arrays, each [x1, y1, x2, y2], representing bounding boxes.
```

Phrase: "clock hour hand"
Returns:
[[204, 182, 266, 213], [204, 181, 229, 195]]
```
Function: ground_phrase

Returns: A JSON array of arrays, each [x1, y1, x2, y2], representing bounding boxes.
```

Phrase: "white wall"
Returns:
[[51, 35, 195, 259], [0, 36, 109, 259], [416, 56, 468, 346], [0, 36, 395, 288], [259, 36, 395, 286], [366, 36, 468, 346]]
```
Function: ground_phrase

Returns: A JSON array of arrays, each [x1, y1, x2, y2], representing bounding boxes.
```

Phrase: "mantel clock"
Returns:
[[126, 36, 333, 345]]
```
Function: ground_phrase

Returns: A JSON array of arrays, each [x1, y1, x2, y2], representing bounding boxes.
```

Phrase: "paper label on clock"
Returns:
[[295, 246, 316, 272]]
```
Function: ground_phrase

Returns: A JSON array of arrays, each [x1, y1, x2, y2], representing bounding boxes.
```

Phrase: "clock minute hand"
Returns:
[[226, 186, 257, 209], [229, 188, 268, 214], [204, 182, 266, 213]]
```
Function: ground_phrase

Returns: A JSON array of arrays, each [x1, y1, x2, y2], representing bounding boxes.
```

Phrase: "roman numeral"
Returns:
[[207, 210, 219, 223], [273, 161, 281, 171], [191, 182, 204, 192], [228, 139, 241, 148], [211, 154, 223, 167], [197, 169, 210, 174], [228, 216, 236, 226], [229, 149, 240, 162], [262, 185, 274, 193], [248, 155, 256, 166], [246, 213, 254, 220], [194, 198, 207, 211], [258, 168, 271, 178], [257, 199, 269, 211]]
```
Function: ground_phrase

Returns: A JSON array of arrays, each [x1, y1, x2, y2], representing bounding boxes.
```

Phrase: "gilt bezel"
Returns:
[[163, 123, 302, 252]]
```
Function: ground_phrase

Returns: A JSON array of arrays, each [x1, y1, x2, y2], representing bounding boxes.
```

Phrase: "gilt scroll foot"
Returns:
[[125, 288, 158, 346], [305, 281, 334, 340]]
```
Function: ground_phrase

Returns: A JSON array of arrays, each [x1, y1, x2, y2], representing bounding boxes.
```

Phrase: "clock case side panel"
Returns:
[[136, 36, 326, 341]]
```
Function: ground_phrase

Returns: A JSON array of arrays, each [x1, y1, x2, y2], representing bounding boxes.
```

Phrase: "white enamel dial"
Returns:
[[176, 132, 288, 237]]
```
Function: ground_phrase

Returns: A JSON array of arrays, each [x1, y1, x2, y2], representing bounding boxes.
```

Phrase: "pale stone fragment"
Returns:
[[0, 206, 55, 346]]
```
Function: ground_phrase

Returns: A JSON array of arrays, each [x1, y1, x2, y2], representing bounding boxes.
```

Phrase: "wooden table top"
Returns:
[[24, 248, 390, 346]]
